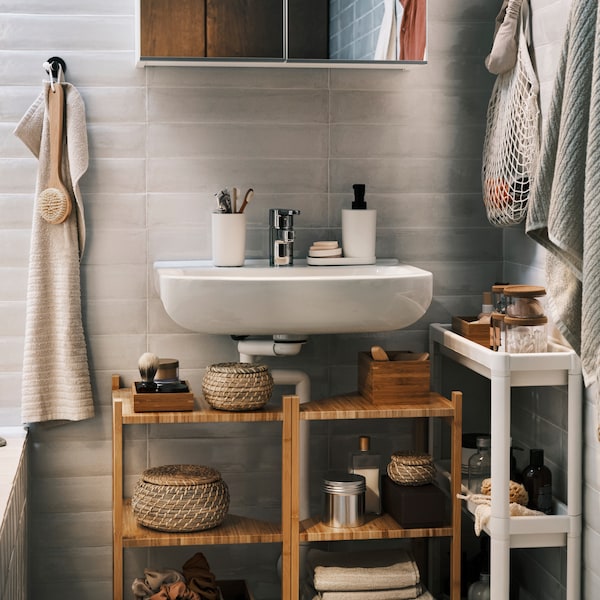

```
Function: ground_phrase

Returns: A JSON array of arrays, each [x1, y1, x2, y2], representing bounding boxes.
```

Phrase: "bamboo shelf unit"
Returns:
[[294, 391, 462, 600], [112, 380, 286, 600], [429, 323, 582, 600], [113, 378, 462, 599]]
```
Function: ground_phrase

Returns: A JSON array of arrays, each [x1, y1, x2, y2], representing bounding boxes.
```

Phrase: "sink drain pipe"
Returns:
[[237, 336, 310, 519], [237, 337, 311, 584]]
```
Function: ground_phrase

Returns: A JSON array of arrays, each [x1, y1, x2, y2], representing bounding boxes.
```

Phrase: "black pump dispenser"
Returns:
[[352, 184, 367, 209]]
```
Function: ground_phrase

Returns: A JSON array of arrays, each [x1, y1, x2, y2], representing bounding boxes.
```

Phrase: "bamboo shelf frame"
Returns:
[[291, 390, 463, 600], [113, 377, 462, 600], [112, 379, 288, 600]]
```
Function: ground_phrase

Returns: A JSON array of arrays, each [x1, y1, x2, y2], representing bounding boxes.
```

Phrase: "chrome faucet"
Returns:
[[269, 208, 300, 266]]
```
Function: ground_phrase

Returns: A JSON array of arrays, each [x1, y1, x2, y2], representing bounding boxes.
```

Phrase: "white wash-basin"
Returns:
[[153, 259, 433, 336]]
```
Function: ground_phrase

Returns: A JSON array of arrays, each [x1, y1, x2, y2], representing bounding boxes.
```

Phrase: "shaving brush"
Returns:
[[138, 352, 160, 391]]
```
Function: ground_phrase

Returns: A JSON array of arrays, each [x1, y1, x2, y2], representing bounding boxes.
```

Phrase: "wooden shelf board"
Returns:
[[299, 513, 453, 542], [300, 392, 455, 420], [115, 388, 284, 424], [121, 500, 282, 547]]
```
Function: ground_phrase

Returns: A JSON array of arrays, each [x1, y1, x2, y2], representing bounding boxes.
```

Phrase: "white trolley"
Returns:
[[429, 323, 582, 600]]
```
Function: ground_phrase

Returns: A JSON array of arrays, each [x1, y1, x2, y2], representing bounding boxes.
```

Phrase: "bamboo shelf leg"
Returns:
[[282, 395, 300, 600], [450, 391, 463, 600], [112, 376, 124, 600]]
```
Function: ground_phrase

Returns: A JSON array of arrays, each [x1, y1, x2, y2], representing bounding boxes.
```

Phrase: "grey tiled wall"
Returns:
[[1, 0, 596, 599]]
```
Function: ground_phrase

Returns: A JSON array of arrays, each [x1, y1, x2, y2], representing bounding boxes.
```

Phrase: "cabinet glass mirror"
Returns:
[[139, 0, 427, 66]]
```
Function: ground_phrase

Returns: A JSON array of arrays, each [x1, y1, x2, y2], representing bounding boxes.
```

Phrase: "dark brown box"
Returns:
[[381, 475, 447, 528], [358, 351, 430, 405], [217, 580, 254, 600], [132, 382, 195, 412], [451, 316, 490, 348]]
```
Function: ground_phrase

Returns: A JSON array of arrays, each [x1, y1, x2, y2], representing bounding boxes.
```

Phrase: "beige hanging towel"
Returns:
[[14, 80, 94, 423]]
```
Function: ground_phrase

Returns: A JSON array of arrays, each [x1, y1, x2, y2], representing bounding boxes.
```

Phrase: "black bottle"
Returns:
[[522, 448, 552, 514]]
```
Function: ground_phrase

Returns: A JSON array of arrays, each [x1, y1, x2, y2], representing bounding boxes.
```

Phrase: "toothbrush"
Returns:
[[238, 188, 254, 214]]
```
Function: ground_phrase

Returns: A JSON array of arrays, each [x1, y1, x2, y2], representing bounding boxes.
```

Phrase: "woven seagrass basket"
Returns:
[[131, 464, 230, 532], [202, 362, 273, 411], [387, 451, 435, 486]]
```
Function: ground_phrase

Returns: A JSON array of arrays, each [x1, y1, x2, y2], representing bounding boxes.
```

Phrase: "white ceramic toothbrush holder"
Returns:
[[342, 209, 376, 260], [211, 212, 246, 266]]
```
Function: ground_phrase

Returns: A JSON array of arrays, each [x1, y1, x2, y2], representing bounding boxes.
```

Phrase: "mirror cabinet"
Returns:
[[136, 0, 427, 67]]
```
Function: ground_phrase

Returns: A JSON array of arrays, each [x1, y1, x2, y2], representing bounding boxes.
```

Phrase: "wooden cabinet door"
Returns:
[[206, 0, 283, 59], [140, 0, 206, 57]]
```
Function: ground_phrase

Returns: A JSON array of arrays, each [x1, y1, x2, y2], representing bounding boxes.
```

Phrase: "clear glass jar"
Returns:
[[490, 312, 505, 351], [504, 284, 546, 318], [491, 283, 510, 314], [504, 316, 547, 353], [468, 435, 491, 494], [468, 573, 491, 600]]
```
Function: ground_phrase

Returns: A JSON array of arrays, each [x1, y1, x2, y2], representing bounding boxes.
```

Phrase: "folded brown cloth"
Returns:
[[149, 581, 200, 600], [182, 553, 219, 600], [132, 569, 186, 598]]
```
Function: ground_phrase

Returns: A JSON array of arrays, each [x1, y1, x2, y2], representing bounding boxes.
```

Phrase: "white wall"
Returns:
[[3, 0, 594, 598]]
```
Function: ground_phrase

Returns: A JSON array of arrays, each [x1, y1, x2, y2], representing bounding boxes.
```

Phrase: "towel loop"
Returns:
[[45, 57, 66, 79], [43, 57, 66, 91]]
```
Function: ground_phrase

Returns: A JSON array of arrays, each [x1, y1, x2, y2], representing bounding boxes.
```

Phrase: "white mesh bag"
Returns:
[[481, 0, 540, 227]]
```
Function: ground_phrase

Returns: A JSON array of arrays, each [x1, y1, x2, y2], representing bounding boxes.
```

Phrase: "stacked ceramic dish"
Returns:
[[308, 240, 342, 259]]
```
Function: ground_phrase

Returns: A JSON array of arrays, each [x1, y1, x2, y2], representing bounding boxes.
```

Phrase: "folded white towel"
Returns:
[[307, 548, 420, 592], [303, 580, 433, 600]]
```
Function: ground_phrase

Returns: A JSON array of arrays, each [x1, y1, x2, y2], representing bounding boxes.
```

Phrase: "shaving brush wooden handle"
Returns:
[[138, 352, 160, 383]]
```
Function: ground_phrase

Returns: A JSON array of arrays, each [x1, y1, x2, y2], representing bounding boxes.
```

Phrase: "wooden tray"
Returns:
[[132, 381, 195, 412], [451, 316, 490, 348]]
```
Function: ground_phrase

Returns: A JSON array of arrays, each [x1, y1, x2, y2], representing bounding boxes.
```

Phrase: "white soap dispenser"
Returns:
[[342, 184, 376, 262]]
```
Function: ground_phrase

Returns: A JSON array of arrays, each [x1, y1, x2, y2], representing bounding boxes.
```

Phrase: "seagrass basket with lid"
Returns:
[[202, 362, 273, 411], [131, 464, 230, 532], [387, 451, 436, 486]]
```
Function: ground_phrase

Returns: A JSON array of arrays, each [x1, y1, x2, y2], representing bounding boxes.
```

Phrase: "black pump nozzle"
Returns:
[[352, 184, 367, 209]]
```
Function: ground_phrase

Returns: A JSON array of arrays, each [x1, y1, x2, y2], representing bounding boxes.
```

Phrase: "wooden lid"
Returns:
[[158, 358, 179, 368], [504, 315, 548, 326], [503, 285, 546, 298]]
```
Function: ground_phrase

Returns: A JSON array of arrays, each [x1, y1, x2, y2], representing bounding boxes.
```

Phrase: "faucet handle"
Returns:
[[269, 208, 300, 229]]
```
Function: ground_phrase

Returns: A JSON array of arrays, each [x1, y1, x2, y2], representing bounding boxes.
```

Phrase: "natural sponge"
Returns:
[[480, 477, 529, 505]]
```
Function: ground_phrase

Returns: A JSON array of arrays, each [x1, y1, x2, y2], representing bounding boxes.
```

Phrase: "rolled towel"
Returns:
[[307, 548, 420, 592]]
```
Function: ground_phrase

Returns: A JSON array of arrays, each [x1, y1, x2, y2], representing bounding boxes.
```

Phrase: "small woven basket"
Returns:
[[387, 451, 436, 486], [202, 362, 273, 411], [131, 464, 230, 532]]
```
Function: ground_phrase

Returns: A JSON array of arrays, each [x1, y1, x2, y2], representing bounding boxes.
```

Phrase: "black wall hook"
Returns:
[[46, 56, 67, 78]]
